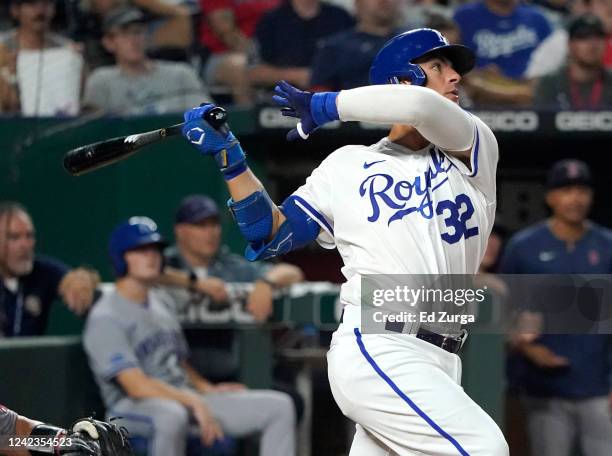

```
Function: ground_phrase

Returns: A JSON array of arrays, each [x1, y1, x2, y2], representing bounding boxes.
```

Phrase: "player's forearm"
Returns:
[[124, 374, 198, 406], [3, 416, 53, 456], [226, 168, 286, 238], [181, 362, 213, 393], [337, 85, 474, 151]]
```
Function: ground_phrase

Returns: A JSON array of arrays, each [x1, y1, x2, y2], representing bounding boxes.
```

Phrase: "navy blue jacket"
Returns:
[[500, 221, 612, 398]]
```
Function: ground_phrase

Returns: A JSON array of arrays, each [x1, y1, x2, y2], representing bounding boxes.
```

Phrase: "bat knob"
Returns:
[[203, 106, 229, 134]]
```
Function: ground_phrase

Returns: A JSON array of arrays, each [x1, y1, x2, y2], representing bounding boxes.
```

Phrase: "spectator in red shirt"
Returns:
[[199, 0, 280, 105], [592, 0, 612, 67]]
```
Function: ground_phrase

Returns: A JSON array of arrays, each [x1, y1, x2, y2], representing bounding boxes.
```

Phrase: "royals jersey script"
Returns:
[[293, 115, 498, 307]]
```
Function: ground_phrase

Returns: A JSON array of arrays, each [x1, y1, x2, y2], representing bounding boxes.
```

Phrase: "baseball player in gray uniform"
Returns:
[[82, 216, 296, 456]]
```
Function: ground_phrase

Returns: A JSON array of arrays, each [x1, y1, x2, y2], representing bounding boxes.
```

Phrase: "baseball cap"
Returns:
[[546, 159, 592, 190], [102, 6, 146, 34], [175, 195, 220, 224], [568, 14, 605, 40]]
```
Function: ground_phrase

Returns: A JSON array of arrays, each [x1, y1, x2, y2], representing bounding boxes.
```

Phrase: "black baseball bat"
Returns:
[[63, 107, 228, 176]]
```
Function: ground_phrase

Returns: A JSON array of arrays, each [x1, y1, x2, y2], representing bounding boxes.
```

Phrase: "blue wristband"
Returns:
[[214, 142, 247, 180], [311, 92, 340, 126]]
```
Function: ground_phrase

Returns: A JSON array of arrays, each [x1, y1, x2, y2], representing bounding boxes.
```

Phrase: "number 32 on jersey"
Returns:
[[436, 193, 479, 244]]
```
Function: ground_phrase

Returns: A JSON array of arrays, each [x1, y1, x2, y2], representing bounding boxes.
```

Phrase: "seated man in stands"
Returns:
[[454, 0, 552, 107], [83, 216, 296, 456], [0, 0, 85, 116], [247, 0, 353, 93], [0, 202, 99, 337], [165, 194, 303, 322], [83, 6, 210, 115], [198, 0, 280, 106], [534, 14, 612, 109], [309, 0, 399, 91]]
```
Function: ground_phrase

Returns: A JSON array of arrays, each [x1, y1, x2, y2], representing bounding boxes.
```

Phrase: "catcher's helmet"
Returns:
[[108, 216, 167, 277], [369, 28, 476, 86]]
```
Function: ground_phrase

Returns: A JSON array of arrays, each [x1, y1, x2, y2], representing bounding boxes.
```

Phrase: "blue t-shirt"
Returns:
[[500, 221, 612, 398], [310, 29, 398, 90], [249, 3, 353, 68], [0, 256, 68, 337], [454, 1, 552, 79]]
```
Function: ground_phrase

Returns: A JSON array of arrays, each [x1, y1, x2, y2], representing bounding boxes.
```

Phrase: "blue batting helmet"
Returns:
[[108, 216, 167, 277], [369, 28, 476, 86]]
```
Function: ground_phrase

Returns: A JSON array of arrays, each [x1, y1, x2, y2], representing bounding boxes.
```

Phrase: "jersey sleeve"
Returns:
[[291, 155, 336, 249], [83, 316, 139, 381], [443, 115, 499, 204], [0, 405, 17, 435]]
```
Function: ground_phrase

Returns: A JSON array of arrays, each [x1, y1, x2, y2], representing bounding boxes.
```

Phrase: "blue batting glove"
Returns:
[[182, 104, 247, 180], [182, 104, 237, 155], [272, 81, 340, 141]]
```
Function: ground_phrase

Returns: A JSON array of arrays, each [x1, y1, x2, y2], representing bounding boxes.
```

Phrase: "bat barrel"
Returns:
[[63, 138, 137, 176]]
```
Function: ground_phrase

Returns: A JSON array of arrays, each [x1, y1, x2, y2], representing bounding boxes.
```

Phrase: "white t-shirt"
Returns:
[[293, 115, 498, 307]]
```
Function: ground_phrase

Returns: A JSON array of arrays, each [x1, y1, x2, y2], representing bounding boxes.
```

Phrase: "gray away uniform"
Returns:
[[83, 290, 295, 456]]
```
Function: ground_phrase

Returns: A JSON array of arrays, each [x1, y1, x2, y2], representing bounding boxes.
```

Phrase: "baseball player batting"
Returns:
[[181, 28, 508, 455]]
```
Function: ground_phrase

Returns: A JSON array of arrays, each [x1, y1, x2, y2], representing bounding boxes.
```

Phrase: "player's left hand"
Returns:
[[182, 104, 239, 156], [273, 81, 319, 141], [59, 268, 100, 316], [59, 417, 133, 456]]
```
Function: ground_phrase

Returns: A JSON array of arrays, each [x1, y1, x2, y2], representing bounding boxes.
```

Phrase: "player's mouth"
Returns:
[[446, 89, 459, 102]]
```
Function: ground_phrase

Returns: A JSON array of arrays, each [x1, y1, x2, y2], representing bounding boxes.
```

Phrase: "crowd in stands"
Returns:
[[0, 0, 611, 115]]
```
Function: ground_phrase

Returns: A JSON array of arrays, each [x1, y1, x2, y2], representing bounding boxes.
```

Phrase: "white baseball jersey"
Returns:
[[298, 114, 507, 456], [292, 115, 498, 309]]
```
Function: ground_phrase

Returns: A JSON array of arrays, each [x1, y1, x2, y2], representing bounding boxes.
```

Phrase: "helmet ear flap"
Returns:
[[388, 65, 427, 86]]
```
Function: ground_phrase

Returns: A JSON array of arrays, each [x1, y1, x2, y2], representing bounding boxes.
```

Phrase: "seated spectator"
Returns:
[[164, 194, 304, 322], [247, 0, 353, 92], [454, 0, 552, 107], [454, 0, 552, 79], [0, 0, 85, 116], [198, 0, 280, 105], [526, 0, 612, 78], [534, 14, 612, 109], [83, 216, 296, 456], [83, 6, 210, 115], [310, 0, 400, 91], [0, 202, 99, 337]]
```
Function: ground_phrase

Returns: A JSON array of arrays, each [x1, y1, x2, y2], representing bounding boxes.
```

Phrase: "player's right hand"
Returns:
[[188, 399, 224, 447], [181, 104, 238, 156], [273, 81, 319, 141]]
